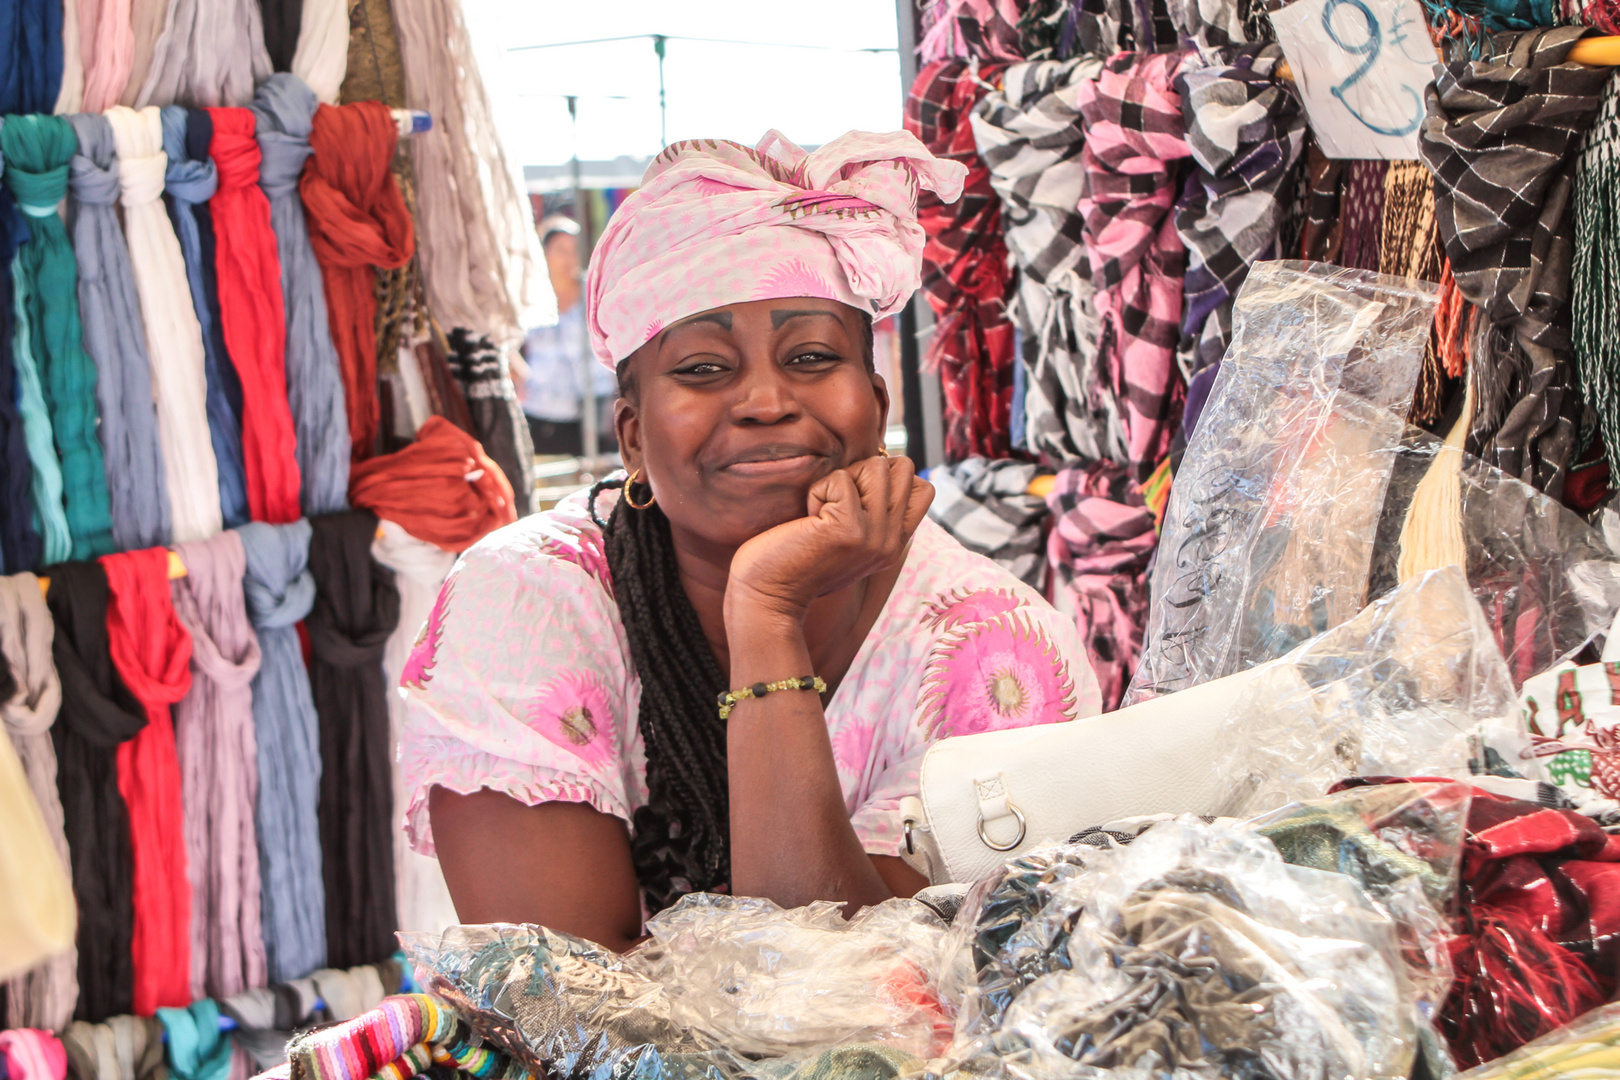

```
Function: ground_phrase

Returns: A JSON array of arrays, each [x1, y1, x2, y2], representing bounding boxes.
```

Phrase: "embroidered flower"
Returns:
[[918, 612, 1076, 739], [402, 581, 453, 690], [526, 671, 616, 769], [921, 587, 1025, 633]]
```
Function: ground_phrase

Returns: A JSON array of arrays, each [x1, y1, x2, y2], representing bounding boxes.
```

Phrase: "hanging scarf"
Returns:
[[80, 0, 135, 112], [920, 0, 1025, 62], [9, 235, 73, 566], [0, 1030, 67, 1080], [290, 0, 348, 104], [972, 56, 1120, 466], [252, 74, 351, 511], [208, 106, 303, 524], [55, 0, 83, 114], [101, 546, 194, 1017], [347, 417, 514, 551], [1, 114, 116, 560], [0, 0, 63, 114], [0, 122, 42, 574], [1078, 51, 1192, 481], [1573, 74, 1620, 469], [236, 519, 326, 983], [306, 509, 399, 970], [1379, 160, 1449, 426], [46, 561, 142, 1022], [134, 0, 272, 108], [443, 328, 534, 517], [302, 98, 413, 464], [161, 106, 249, 529], [107, 105, 223, 544], [65, 111, 171, 553], [259, 0, 302, 71], [1172, 45, 1304, 421], [369, 523, 458, 936], [926, 457, 1050, 589], [1295, 139, 1345, 263], [1419, 27, 1611, 499], [170, 531, 265, 1000], [1016, 0, 1128, 61], [122, 0, 167, 106], [1337, 160, 1388, 272], [1045, 461, 1157, 711], [906, 59, 1017, 463], [0, 573, 76, 1031], [157, 1000, 234, 1080]]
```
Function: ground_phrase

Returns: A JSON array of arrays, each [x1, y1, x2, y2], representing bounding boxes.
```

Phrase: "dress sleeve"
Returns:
[[846, 592, 1103, 857], [398, 529, 642, 857]]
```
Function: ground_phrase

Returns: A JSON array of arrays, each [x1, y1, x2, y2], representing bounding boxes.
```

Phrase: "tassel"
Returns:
[[1398, 375, 1475, 582], [1573, 75, 1620, 467], [1380, 160, 1448, 425]]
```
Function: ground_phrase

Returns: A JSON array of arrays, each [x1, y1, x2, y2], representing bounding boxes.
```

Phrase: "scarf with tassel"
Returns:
[[1573, 74, 1620, 469], [0, 124, 42, 575]]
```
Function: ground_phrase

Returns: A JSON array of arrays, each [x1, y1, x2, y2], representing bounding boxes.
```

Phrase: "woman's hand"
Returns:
[[724, 454, 933, 629]]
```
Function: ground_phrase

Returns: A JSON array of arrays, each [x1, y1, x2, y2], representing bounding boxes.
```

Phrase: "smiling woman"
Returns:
[[398, 130, 1102, 950]]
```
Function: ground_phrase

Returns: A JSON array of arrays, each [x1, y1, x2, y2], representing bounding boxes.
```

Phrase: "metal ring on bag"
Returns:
[[904, 818, 917, 856], [976, 801, 1027, 852]]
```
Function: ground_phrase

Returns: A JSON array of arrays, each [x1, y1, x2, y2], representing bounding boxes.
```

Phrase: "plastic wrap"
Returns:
[[1454, 1001, 1620, 1079]]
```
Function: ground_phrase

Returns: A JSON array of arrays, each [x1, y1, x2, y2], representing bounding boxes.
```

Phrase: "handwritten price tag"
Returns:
[[1270, 0, 1441, 159]]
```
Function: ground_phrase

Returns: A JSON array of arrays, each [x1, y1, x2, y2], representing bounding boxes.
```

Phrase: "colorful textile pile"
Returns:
[[284, 994, 519, 1080]]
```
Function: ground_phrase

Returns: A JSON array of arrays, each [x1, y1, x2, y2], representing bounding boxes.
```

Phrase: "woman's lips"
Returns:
[[721, 453, 822, 478]]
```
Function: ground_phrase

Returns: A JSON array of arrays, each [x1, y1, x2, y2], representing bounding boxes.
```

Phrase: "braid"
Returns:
[[588, 476, 731, 911]]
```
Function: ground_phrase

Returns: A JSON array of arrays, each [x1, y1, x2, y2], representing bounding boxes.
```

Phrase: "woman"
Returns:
[[401, 131, 1102, 951]]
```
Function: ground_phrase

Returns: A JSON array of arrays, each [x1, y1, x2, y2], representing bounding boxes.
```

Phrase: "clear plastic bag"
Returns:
[[1454, 1001, 1620, 1079]]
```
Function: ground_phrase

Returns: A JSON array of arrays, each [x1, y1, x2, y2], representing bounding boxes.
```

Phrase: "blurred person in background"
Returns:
[[523, 215, 618, 454]]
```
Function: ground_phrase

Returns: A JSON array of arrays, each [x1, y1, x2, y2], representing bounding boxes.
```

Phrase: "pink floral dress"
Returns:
[[399, 490, 1102, 863]]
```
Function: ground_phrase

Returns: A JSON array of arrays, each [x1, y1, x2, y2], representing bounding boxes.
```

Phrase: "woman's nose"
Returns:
[[729, 365, 800, 425]]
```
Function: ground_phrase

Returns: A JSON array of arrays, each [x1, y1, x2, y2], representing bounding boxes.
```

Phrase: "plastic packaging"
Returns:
[[1454, 1001, 1620, 1079]]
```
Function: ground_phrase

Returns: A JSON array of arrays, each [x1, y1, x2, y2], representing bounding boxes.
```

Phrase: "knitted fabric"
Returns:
[[1, 114, 115, 560], [1337, 160, 1388, 273], [1573, 74, 1620, 470], [0, 121, 42, 574]]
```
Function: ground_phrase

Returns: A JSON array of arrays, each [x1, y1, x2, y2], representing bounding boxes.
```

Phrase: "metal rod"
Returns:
[[568, 96, 599, 475], [653, 34, 668, 147]]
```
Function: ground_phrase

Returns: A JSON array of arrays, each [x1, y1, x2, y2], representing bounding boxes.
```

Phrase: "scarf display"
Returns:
[[134, 0, 271, 108], [907, 60, 1016, 463], [302, 98, 413, 463], [79, 0, 134, 112], [289, 0, 346, 105], [925, 457, 1049, 589], [0, 572, 76, 1030], [443, 329, 533, 517], [170, 531, 265, 1001], [1419, 27, 1611, 499], [60, 1015, 165, 1080], [347, 416, 515, 552], [46, 562, 142, 1022], [1573, 74, 1620, 466], [107, 104, 223, 544], [0, 125, 42, 575], [971, 56, 1119, 466], [1172, 46, 1304, 408], [1044, 461, 1156, 712], [1, 114, 116, 560], [161, 106, 249, 529], [1077, 51, 1191, 481], [0, 1029, 67, 1080], [0, 0, 62, 114], [368, 523, 457, 937], [236, 519, 325, 983], [252, 74, 350, 512], [208, 105, 302, 524], [102, 547, 195, 1017], [65, 111, 171, 554], [305, 509, 400, 971]]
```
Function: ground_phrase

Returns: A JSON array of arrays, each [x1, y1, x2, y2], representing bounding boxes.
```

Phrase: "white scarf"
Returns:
[[290, 0, 348, 105]]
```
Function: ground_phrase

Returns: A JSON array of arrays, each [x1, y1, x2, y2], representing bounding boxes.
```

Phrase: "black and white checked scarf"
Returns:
[[926, 457, 1051, 590], [1419, 27, 1611, 499]]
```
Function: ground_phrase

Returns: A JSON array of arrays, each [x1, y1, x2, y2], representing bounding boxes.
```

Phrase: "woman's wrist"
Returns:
[[723, 580, 809, 639]]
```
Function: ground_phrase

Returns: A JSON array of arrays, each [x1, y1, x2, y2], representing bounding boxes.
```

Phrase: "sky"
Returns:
[[461, 0, 907, 168]]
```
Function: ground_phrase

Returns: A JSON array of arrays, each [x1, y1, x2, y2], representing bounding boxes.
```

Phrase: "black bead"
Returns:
[[751, 682, 769, 698]]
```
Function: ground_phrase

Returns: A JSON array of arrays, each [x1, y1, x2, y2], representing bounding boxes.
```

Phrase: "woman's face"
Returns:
[[615, 297, 888, 551]]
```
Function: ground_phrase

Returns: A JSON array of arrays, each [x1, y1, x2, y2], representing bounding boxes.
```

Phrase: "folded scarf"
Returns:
[[906, 60, 1016, 463], [0, 1030, 66, 1080], [102, 547, 194, 1016], [65, 111, 171, 553], [347, 417, 515, 552], [1, 114, 116, 560], [1419, 27, 1611, 499], [1078, 51, 1191, 481], [260, 0, 301, 71], [0, 0, 63, 114], [46, 562, 143, 1022], [0, 124, 42, 574]]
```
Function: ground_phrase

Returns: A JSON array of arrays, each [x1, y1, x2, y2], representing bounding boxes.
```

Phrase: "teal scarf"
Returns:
[[9, 257, 70, 562], [1, 114, 113, 560]]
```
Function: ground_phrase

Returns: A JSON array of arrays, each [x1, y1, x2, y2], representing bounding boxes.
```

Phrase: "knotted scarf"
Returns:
[[0, 121, 42, 574], [905, 63, 1016, 462], [80, 0, 135, 112], [134, 0, 271, 108], [236, 519, 325, 983], [971, 56, 1120, 466], [0, 573, 76, 1030], [101, 547, 194, 1016], [208, 106, 302, 524], [306, 510, 399, 970], [65, 111, 170, 553], [46, 561, 142, 1022], [302, 98, 413, 463], [0, 1029, 66, 1080], [1045, 461, 1157, 711], [0, 0, 62, 114], [60, 1015, 166, 1080], [347, 417, 515, 551], [1419, 27, 1611, 499], [170, 531, 265, 1000], [252, 74, 350, 511], [107, 104, 223, 543], [161, 106, 248, 529], [1, 114, 115, 560], [1078, 51, 1192, 481], [1017, 0, 1129, 61], [1173, 45, 1304, 417], [156, 999, 234, 1080], [443, 329, 534, 517]]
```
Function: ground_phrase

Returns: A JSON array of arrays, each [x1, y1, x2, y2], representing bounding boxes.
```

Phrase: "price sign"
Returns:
[[1270, 0, 1442, 159]]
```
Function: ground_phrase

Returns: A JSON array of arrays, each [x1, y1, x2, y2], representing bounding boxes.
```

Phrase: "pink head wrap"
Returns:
[[585, 129, 966, 367]]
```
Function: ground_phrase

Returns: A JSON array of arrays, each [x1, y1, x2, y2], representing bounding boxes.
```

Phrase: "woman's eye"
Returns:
[[673, 361, 727, 376], [787, 351, 840, 366]]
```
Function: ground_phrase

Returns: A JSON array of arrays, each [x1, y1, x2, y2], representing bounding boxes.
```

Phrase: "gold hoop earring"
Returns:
[[878, 445, 891, 458], [623, 468, 656, 510]]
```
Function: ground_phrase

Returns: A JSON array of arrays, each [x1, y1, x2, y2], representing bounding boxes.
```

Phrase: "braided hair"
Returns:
[[588, 312, 876, 911]]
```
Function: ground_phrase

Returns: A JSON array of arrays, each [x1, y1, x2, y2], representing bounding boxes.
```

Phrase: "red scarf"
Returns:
[[208, 106, 303, 524], [102, 548, 194, 1015], [348, 417, 515, 551], [301, 101, 415, 463]]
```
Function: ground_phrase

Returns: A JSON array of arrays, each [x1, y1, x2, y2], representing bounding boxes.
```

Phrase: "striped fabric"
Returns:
[[926, 457, 1050, 590], [284, 994, 516, 1080]]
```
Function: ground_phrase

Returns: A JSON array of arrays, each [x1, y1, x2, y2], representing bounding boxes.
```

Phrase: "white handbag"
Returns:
[[899, 664, 1304, 885]]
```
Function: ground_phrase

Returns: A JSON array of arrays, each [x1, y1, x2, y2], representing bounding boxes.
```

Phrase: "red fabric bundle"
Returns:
[[102, 548, 194, 1016], [905, 60, 1015, 464], [301, 101, 415, 464], [208, 106, 302, 524], [347, 417, 516, 552]]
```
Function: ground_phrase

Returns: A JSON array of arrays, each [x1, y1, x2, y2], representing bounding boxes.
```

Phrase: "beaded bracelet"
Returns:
[[717, 675, 827, 720]]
